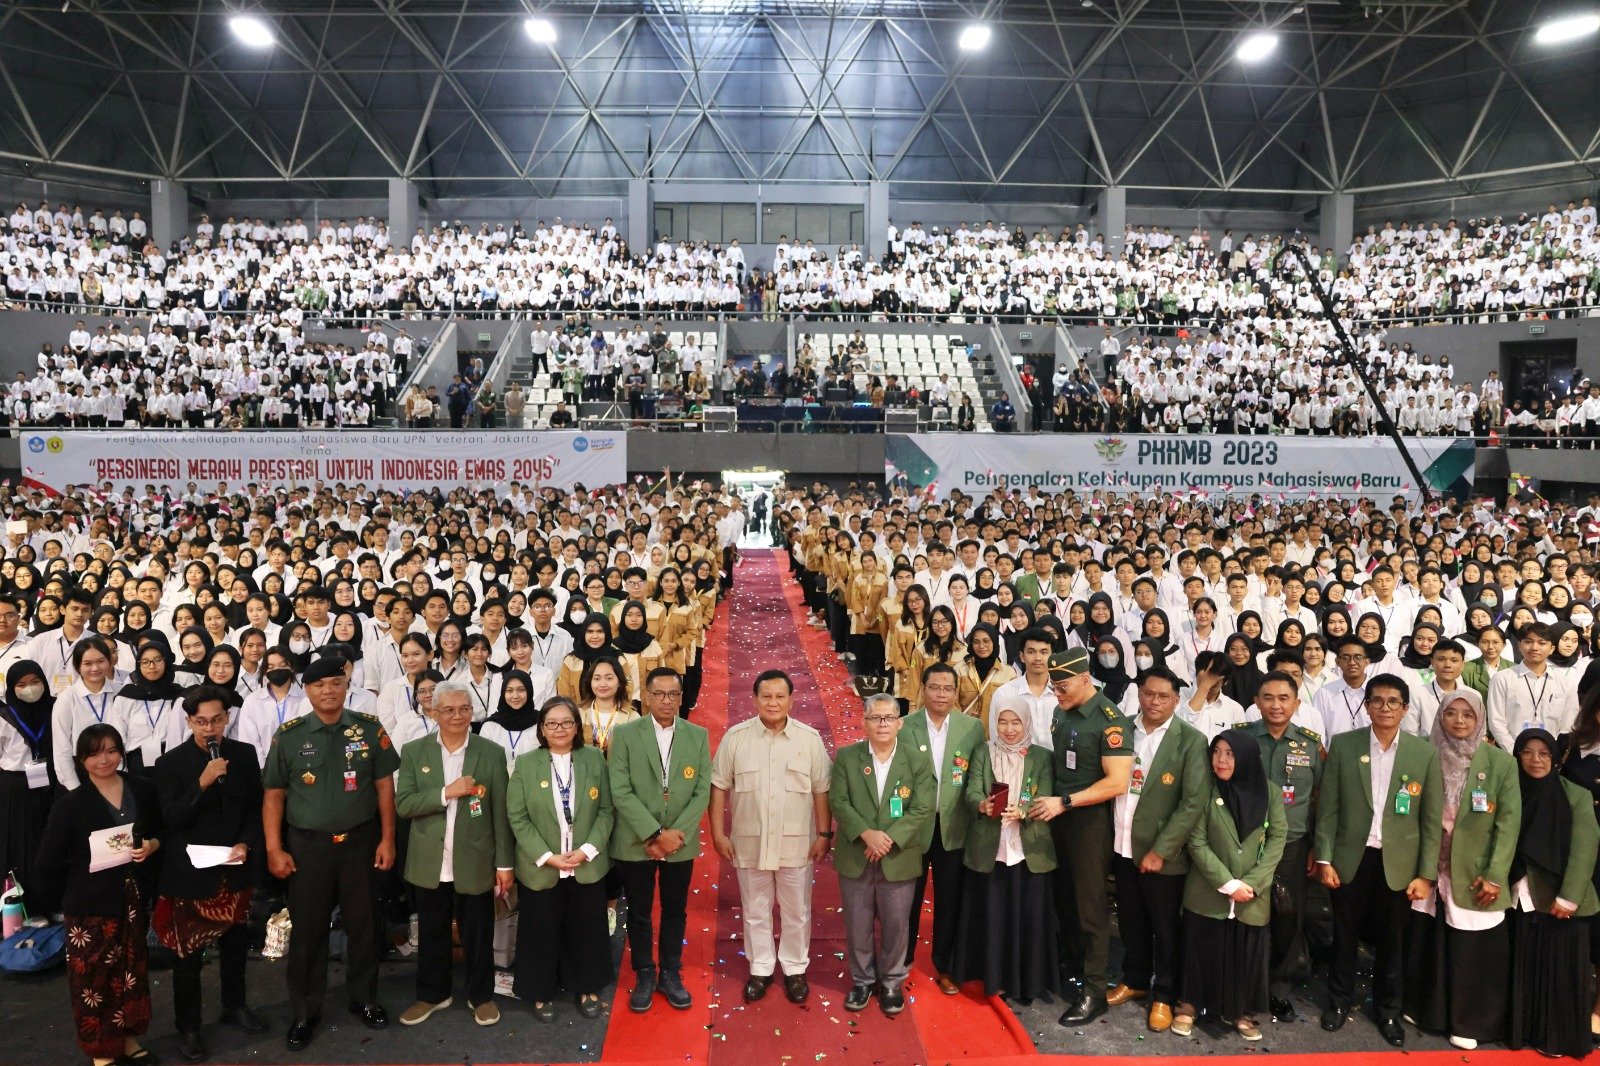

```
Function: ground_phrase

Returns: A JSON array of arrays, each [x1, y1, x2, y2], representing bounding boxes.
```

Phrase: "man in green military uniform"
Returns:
[[263, 656, 400, 1052], [1027, 646, 1133, 1027], [1240, 670, 1325, 1022]]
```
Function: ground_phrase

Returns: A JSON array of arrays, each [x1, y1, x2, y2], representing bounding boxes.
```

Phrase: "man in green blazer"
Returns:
[[900, 662, 985, 993], [1105, 666, 1209, 1033], [392, 680, 515, 1028], [1314, 672, 1443, 1047], [829, 693, 936, 1015], [609, 667, 712, 1013]]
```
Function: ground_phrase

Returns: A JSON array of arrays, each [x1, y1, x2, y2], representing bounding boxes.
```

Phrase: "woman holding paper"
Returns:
[[34, 722, 164, 1066]]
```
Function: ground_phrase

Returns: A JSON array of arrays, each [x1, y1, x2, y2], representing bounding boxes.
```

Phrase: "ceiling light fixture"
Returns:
[[1235, 30, 1279, 63], [228, 13, 274, 48], [524, 16, 557, 44], [1535, 12, 1600, 44], [958, 23, 991, 51]]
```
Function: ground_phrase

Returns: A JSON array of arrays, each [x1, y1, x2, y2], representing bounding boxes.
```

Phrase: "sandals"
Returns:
[[1237, 1019, 1263, 1042]]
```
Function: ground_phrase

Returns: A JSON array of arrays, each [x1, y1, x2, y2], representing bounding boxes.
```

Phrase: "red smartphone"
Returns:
[[988, 782, 1009, 815]]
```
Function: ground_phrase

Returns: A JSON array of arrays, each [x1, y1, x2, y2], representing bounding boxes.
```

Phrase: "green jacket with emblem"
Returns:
[[394, 733, 514, 896], [960, 744, 1057, 874], [1128, 715, 1210, 874], [1440, 743, 1521, 911], [899, 709, 986, 852], [507, 746, 614, 891], [606, 715, 712, 862], [829, 740, 936, 881], [1314, 728, 1443, 890], [1182, 784, 1287, 925]]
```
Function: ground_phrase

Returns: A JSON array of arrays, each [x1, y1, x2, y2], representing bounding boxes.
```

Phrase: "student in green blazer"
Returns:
[[1172, 729, 1286, 1042], [1509, 727, 1600, 1059], [1106, 667, 1210, 1031], [1313, 673, 1443, 1047], [829, 694, 937, 1015], [949, 700, 1058, 1003], [1403, 689, 1521, 1051], [506, 696, 615, 1023], [900, 661, 986, 990], [1460, 627, 1513, 699], [608, 667, 712, 1013], [393, 681, 516, 1027]]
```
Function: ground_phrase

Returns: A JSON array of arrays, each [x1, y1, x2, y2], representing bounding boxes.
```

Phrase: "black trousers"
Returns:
[[850, 633, 886, 679], [513, 877, 611, 1002], [1269, 836, 1311, 999], [827, 595, 849, 653], [722, 547, 736, 592], [284, 821, 381, 1022], [171, 922, 249, 1032], [615, 858, 694, 975], [414, 880, 495, 1006], [1111, 856, 1185, 1004], [906, 820, 964, 974], [1052, 803, 1112, 996], [1328, 846, 1408, 1019]]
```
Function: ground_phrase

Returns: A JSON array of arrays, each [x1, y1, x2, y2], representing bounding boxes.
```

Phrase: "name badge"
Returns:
[[889, 795, 903, 819], [468, 796, 484, 819], [344, 770, 359, 793], [23, 760, 49, 790], [1062, 749, 1078, 771], [1470, 788, 1489, 813], [52, 673, 72, 692], [1129, 767, 1144, 796], [1282, 784, 1295, 807], [1394, 788, 1411, 816]]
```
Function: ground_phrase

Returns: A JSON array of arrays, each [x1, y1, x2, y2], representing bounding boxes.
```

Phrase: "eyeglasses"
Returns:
[[1336, 653, 1368, 663], [648, 690, 683, 700], [434, 705, 473, 718], [1364, 696, 1405, 709], [1520, 749, 1553, 762], [189, 715, 228, 728], [864, 715, 899, 725], [543, 719, 577, 730]]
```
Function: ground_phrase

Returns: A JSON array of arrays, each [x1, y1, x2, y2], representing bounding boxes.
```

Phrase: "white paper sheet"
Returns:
[[185, 845, 243, 869], [87, 823, 136, 873]]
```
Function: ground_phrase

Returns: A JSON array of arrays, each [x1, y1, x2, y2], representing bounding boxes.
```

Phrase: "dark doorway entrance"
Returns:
[[1502, 339, 1578, 406]]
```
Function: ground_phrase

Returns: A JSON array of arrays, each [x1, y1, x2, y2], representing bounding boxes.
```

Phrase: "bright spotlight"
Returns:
[[1235, 30, 1279, 63], [958, 24, 992, 51], [228, 13, 274, 48], [1535, 12, 1600, 44], [524, 17, 557, 44]]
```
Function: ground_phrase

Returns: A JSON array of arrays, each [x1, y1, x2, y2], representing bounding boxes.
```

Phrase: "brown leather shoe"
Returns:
[[1106, 983, 1147, 1007], [936, 973, 960, 996], [1148, 1002, 1174, 1033]]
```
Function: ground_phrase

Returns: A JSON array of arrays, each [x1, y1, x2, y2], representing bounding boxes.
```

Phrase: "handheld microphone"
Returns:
[[208, 740, 223, 765]]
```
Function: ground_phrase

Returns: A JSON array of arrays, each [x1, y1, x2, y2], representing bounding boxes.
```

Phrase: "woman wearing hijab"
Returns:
[[1560, 688, 1600, 1037], [1354, 612, 1403, 676], [174, 625, 214, 684], [114, 643, 187, 774], [480, 669, 540, 773], [1508, 727, 1600, 1059], [951, 697, 1057, 1002], [1001, 602, 1035, 667], [1091, 637, 1132, 706], [1220, 634, 1266, 708], [1233, 611, 1272, 658], [956, 622, 1016, 736], [611, 602, 664, 707], [1404, 690, 1520, 1050], [1075, 592, 1119, 652], [558, 616, 615, 704], [0, 660, 57, 891], [1260, 619, 1306, 672], [1141, 608, 1182, 664], [1172, 729, 1285, 1042], [1548, 622, 1592, 690]]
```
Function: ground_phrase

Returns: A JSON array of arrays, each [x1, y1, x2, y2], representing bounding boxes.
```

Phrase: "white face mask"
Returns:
[[1573, 612, 1593, 629], [1135, 655, 1154, 672], [13, 682, 45, 703], [289, 639, 311, 655], [1098, 652, 1120, 669], [570, 609, 586, 624]]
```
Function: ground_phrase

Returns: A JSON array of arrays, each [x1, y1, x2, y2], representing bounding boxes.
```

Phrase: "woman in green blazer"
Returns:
[[949, 702, 1058, 1003], [1460, 626, 1513, 698], [506, 697, 615, 1023], [1174, 728, 1285, 1043], [1404, 690, 1520, 1050], [1509, 727, 1600, 1059]]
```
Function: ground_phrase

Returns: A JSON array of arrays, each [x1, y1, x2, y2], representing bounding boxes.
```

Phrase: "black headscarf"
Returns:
[[486, 668, 539, 732], [1091, 637, 1130, 704], [1141, 607, 1180, 658], [1221, 632, 1266, 707], [1077, 591, 1117, 646], [1, 659, 52, 759], [1512, 727, 1571, 885], [1213, 728, 1269, 838], [1354, 611, 1389, 663], [575, 616, 615, 664], [615, 601, 656, 655], [969, 622, 1003, 683], [1236, 610, 1271, 654], [1549, 622, 1583, 669], [1398, 621, 1443, 670], [174, 625, 214, 680], [119, 642, 184, 702]]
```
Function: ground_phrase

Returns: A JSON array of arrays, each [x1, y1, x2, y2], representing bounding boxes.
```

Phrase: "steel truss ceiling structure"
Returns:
[[0, 0, 1596, 210]]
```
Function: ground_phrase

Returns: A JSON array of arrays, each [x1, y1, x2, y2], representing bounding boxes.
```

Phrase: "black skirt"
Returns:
[[1402, 907, 1511, 1041], [950, 862, 1059, 1002], [1179, 911, 1269, 1022], [1510, 910, 1593, 1059], [0, 769, 55, 894]]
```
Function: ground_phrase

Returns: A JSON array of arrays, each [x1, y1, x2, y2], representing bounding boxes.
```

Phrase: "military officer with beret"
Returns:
[[1026, 646, 1134, 1027], [263, 655, 401, 1052]]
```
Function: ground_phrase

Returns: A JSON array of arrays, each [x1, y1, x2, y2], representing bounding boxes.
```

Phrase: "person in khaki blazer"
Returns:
[[506, 697, 615, 1022], [900, 662, 987, 990], [394, 680, 516, 1026], [608, 667, 712, 1013], [1313, 673, 1443, 1046], [829, 694, 937, 1014]]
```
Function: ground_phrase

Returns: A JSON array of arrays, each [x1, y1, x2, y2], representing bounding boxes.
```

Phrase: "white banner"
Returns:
[[886, 433, 1476, 501], [21, 429, 626, 494]]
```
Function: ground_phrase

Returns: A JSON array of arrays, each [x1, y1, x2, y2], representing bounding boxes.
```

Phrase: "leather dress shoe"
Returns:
[[348, 1002, 388, 1029], [743, 974, 772, 1002], [658, 970, 692, 1010], [1270, 996, 1296, 1022], [844, 984, 873, 1012], [935, 973, 960, 996], [285, 1016, 319, 1052], [1106, 983, 1147, 1007], [1378, 1017, 1406, 1047], [177, 1031, 207, 1064], [1147, 1002, 1173, 1032], [629, 970, 657, 1013], [1320, 1007, 1349, 1032], [1059, 991, 1108, 1026], [879, 985, 906, 1015], [784, 973, 810, 1004], [219, 1005, 268, 1033]]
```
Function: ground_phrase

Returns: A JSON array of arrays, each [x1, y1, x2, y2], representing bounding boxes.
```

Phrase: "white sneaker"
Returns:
[[1449, 1036, 1477, 1050]]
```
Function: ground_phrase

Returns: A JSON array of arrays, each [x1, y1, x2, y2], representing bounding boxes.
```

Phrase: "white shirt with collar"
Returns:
[[1365, 729, 1400, 849], [923, 711, 951, 804], [1114, 713, 1172, 858], [1314, 677, 1370, 739], [437, 734, 469, 883], [870, 741, 897, 804]]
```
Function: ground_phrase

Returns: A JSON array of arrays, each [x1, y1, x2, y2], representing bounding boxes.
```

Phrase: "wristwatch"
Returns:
[[817, 831, 835, 838]]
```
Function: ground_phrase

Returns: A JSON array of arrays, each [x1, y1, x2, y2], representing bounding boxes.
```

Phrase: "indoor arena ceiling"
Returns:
[[0, 0, 1596, 208]]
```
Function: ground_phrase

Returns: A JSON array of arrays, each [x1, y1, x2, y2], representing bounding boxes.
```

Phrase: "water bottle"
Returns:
[[1, 874, 24, 938]]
